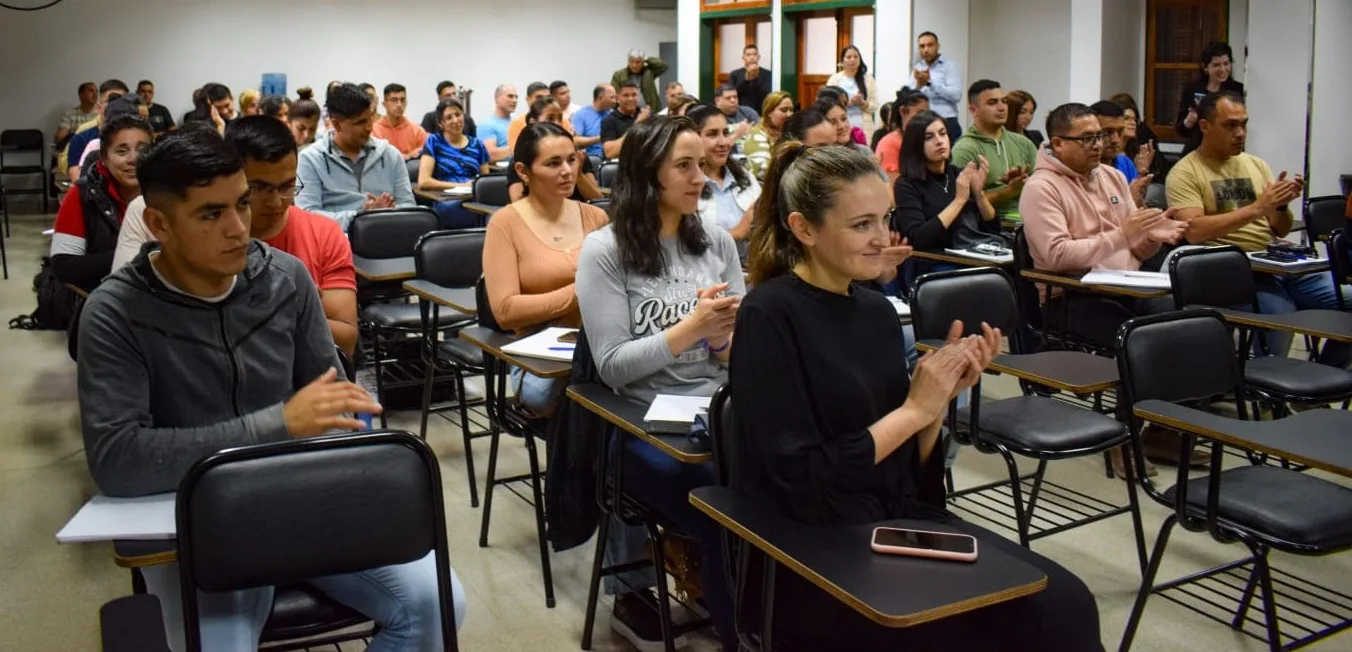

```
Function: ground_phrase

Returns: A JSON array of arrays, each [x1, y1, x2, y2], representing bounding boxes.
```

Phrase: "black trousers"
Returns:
[[1044, 294, 1176, 351], [771, 521, 1105, 651]]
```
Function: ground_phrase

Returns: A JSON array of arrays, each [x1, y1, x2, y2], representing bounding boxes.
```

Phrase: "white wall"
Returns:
[[0, 0, 676, 134], [1068, 0, 1103, 104], [1100, 0, 1144, 100], [1229, 0, 1248, 82], [1308, 0, 1352, 197], [874, 0, 914, 106], [1243, 0, 1312, 190], [678, 0, 702, 92], [969, 0, 1070, 131], [912, 0, 970, 127]]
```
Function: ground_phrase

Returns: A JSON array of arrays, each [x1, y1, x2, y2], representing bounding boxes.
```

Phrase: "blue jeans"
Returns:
[[508, 366, 566, 415], [1254, 273, 1352, 368], [432, 199, 480, 230], [142, 552, 464, 652]]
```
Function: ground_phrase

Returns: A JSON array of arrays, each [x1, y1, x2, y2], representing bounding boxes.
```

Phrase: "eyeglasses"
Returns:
[[1059, 132, 1109, 146], [248, 179, 303, 199]]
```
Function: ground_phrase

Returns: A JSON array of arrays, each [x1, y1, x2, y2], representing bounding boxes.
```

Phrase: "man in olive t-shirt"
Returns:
[[1166, 91, 1350, 367]]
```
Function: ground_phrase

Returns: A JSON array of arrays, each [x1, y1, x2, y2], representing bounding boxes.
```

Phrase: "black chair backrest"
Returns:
[[1340, 174, 1352, 198], [709, 383, 733, 487], [336, 346, 355, 381], [348, 207, 438, 260], [475, 275, 506, 332], [176, 431, 458, 650], [1304, 195, 1346, 243], [472, 174, 509, 206], [1167, 245, 1257, 311], [589, 198, 612, 212], [1, 129, 43, 151], [598, 161, 619, 189], [1010, 225, 1045, 332], [588, 155, 603, 176], [1333, 230, 1350, 282], [911, 267, 1021, 344], [406, 158, 420, 189], [415, 229, 485, 289], [1117, 309, 1243, 407]]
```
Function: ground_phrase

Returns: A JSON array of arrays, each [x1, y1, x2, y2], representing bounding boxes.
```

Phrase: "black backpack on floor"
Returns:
[[9, 256, 80, 331]]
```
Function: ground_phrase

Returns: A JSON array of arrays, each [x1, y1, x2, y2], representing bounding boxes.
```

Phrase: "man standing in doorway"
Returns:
[[913, 31, 964, 141], [730, 44, 772, 118]]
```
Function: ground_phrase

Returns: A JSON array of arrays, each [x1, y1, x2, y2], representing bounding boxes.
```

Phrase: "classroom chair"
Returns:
[[175, 430, 461, 652], [598, 161, 619, 189], [471, 174, 509, 211], [1116, 310, 1352, 652], [1, 128, 49, 233]]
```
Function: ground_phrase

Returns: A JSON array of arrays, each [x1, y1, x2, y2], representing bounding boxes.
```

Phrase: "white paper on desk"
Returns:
[[944, 248, 1015, 263], [643, 395, 712, 424], [442, 186, 472, 196], [886, 296, 912, 317], [500, 327, 578, 362], [1246, 251, 1327, 270], [56, 493, 176, 543], [1080, 270, 1171, 289]]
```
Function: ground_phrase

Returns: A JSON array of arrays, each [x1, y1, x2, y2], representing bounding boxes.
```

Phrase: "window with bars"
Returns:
[[1145, 0, 1228, 141]]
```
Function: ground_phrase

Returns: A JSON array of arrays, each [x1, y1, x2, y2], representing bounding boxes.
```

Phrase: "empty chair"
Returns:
[[472, 174, 509, 208], [1, 128, 50, 234], [598, 161, 619, 189], [1303, 195, 1347, 244]]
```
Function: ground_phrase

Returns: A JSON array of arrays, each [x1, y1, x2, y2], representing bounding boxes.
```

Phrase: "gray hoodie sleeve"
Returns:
[[281, 252, 347, 386], [389, 146, 416, 209], [576, 230, 680, 390], [76, 293, 291, 497], [295, 149, 358, 232]]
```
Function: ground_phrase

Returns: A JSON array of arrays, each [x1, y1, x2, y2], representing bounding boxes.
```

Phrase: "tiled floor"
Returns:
[[0, 210, 1349, 651]]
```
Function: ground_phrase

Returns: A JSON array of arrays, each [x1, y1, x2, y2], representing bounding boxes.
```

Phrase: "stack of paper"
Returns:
[[443, 186, 472, 197], [500, 327, 578, 362], [887, 296, 912, 317], [56, 493, 177, 543], [945, 248, 1014, 263], [643, 395, 712, 424], [1080, 270, 1171, 289]]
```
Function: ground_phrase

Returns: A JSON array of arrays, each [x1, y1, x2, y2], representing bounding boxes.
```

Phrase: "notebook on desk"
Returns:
[[643, 394, 712, 434], [500, 327, 578, 362], [887, 296, 912, 317], [442, 186, 472, 197], [1080, 270, 1171, 289], [57, 493, 176, 543], [1247, 251, 1327, 272], [944, 248, 1015, 263]]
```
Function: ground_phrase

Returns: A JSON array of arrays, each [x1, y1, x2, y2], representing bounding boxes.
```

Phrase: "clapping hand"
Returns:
[[1145, 208, 1188, 245], [1134, 141, 1155, 173], [1129, 173, 1155, 206], [998, 165, 1029, 190], [879, 233, 913, 269]]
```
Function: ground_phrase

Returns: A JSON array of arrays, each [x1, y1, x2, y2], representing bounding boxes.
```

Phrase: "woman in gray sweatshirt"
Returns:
[[576, 116, 744, 650]]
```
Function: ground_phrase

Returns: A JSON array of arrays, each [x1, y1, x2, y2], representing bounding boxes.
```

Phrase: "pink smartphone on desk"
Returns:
[[870, 527, 978, 562]]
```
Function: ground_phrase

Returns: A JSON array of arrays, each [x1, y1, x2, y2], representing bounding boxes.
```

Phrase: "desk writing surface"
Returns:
[[464, 202, 501, 216], [459, 326, 572, 378], [353, 256, 416, 281], [911, 250, 1012, 269], [566, 383, 711, 463], [401, 279, 477, 315], [1210, 308, 1352, 344], [689, 486, 1047, 628], [1020, 269, 1171, 299], [913, 340, 1115, 393], [1134, 400, 1352, 478]]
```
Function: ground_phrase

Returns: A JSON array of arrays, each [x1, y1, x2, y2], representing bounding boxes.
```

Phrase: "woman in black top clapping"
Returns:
[[731, 141, 1104, 650], [1175, 41, 1244, 155], [892, 110, 1005, 252]]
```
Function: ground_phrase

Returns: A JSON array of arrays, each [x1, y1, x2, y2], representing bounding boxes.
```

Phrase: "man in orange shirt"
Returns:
[[371, 83, 427, 159]]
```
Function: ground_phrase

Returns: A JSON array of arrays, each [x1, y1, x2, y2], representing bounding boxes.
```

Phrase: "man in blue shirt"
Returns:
[[913, 31, 965, 140], [478, 84, 516, 162], [572, 83, 616, 158]]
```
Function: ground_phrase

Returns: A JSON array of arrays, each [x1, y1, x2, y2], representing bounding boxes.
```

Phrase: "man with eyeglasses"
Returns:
[[111, 118, 358, 356], [951, 79, 1037, 230], [1090, 100, 1153, 206]]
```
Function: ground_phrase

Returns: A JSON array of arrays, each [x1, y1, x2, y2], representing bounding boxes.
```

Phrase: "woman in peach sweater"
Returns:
[[483, 121, 609, 414]]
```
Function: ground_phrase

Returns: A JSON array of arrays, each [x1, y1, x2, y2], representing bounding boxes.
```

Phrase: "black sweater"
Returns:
[[1175, 77, 1244, 155], [728, 274, 948, 527], [892, 165, 1004, 251]]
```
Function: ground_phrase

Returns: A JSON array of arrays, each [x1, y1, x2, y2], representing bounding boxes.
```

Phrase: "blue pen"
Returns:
[[549, 346, 575, 352]]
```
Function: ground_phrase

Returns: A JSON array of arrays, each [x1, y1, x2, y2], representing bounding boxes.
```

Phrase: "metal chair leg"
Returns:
[[580, 512, 612, 650], [478, 427, 502, 546], [524, 432, 556, 608], [646, 521, 678, 652], [999, 450, 1031, 547], [371, 325, 388, 429], [1121, 444, 1149, 576], [1252, 548, 1283, 651], [417, 306, 436, 440], [457, 365, 479, 507], [1118, 514, 1179, 652]]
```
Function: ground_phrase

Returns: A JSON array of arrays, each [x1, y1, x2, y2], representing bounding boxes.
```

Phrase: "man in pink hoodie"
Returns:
[[1021, 102, 1191, 473]]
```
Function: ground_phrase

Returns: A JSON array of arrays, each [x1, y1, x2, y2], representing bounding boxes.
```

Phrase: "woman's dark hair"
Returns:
[[780, 109, 827, 144], [891, 88, 929, 132], [685, 104, 751, 193], [878, 102, 894, 132], [747, 142, 880, 285], [99, 115, 154, 159], [434, 98, 465, 128], [525, 96, 560, 124], [512, 122, 573, 197], [899, 110, 947, 182], [610, 116, 709, 277], [1200, 41, 1233, 67], [1110, 93, 1144, 158], [259, 94, 291, 119], [326, 83, 371, 120], [296, 87, 315, 102], [1003, 89, 1036, 133], [290, 97, 321, 121], [225, 115, 297, 163], [840, 45, 868, 99]]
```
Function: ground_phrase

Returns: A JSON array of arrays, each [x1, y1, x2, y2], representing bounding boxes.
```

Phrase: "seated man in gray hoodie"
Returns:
[[77, 128, 464, 651], [295, 82, 415, 231]]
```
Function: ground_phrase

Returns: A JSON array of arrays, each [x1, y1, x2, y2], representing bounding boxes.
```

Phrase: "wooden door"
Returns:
[[1144, 0, 1228, 140], [793, 6, 873, 107]]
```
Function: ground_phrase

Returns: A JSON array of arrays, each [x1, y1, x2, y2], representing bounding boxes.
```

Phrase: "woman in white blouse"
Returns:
[[827, 45, 880, 136]]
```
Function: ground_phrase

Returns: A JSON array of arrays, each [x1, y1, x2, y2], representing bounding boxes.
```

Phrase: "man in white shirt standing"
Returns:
[[913, 31, 964, 140]]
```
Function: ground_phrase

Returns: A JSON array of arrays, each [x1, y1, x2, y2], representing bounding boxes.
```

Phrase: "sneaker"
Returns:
[[611, 591, 688, 652]]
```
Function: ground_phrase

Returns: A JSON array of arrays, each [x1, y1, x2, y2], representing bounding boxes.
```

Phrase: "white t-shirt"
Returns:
[[112, 196, 156, 270]]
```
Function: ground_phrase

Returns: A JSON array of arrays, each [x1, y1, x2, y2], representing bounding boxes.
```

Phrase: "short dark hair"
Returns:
[[136, 80, 153, 90], [103, 94, 144, 122], [781, 109, 828, 144], [618, 80, 640, 92], [259, 94, 291, 118], [1201, 41, 1233, 65], [918, 31, 938, 42], [436, 80, 456, 95], [716, 84, 737, 98], [593, 84, 610, 101], [137, 128, 244, 210], [1045, 102, 1095, 138], [383, 83, 406, 98], [1198, 90, 1244, 122], [99, 79, 129, 95], [549, 80, 568, 93], [79, 82, 95, 94], [98, 115, 153, 158], [743, 43, 759, 53], [203, 83, 232, 103], [326, 83, 373, 120], [1089, 100, 1125, 118], [967, 79, 1001, 104], [225, 115, 297, 163], [359, 83, 376, 93], [527, 81, 549, 96]]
